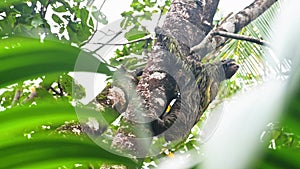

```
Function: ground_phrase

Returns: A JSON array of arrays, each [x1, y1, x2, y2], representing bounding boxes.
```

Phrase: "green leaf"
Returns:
[[74, 0, 85, 2], [145, 0, 157, 7], [0, 0, 24, 10], [0, 100, 136, 168], [52, 14, 64, 25], [0, 136, 135, 168], [53, 5, 68, 12], [121, 11, 134, 17], [142, 11, 152, 20], [31, 16, 43, 28], [164, 0, 172, 7], [0, 135, 136, 168], [92, 10, 108, 25], [254, 150, 300, 169], [130, 1, 145, 12], [124, 28, 147, 41], [120, 17, 133, 29], [0, 37, 112, 88], [0, 100, 76, 141], [88, 12, 95, 28], [80, 8, 90, 25], [59, 26, 65, 34], [39, 0, 49, 6], [0, 90, 14, 107]]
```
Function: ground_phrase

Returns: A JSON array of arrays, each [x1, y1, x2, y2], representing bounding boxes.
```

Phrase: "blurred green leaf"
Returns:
[[0, 100, 76, 141], [0, 37, 112, 88], [0, 136, 136, 168], [0, 0, 23, 10], [0, 99, 136, 168], [74, 0, 85, 2], [254, 149, 300, 169]]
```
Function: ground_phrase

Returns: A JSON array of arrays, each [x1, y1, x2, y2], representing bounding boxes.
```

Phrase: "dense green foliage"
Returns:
[[0, 0, 105, 45], [0, 0, 299, 169]]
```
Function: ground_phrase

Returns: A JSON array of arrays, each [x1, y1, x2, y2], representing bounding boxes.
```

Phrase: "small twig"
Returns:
[[218, 12, 233, 26], [97, 29, 117, 36], [83, 49, 117, 69], [190, 0, 277, 56], [81, 0, 108, 47], [212, 30, 272, 47], [39, 0, 52, 34], [50, 87, 61, 96], [80, 19, 99, 47], [156, 5, 165, 27], [57, 82, 64, 96], [49, 82, 64, 96], [80, 0, 103, 47], [82, 30, 122, 68], [12, 89, 22, 106], [99, 0, 107, 10], [94, 30, 123, 51], [22, 87, 37, 103], [89, 35, 153, 46]]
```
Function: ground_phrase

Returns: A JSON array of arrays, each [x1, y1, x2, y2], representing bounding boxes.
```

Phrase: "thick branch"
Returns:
[[212, 30, 271, 47], [202, 0, 220, 24], [191, 0, 277, 56], [111, 0, 275, 157], [112, 0, 212, 156]]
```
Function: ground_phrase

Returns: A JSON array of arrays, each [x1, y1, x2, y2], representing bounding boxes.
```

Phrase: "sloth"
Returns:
[[95, 59, 239, 142], [152, 59, 239, 141]]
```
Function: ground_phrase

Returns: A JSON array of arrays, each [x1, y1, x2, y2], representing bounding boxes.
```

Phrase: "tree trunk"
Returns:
[[111, 0, 277, 157]]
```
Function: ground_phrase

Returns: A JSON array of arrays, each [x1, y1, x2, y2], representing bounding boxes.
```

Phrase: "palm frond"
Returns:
[[210, 1, 287, 96]]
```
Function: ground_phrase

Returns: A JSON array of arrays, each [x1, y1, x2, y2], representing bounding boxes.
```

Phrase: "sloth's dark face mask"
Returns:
[[222, 59, 239, 79]]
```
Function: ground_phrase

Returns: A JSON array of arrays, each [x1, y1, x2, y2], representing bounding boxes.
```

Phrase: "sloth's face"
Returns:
[[221, 59, 239, 79]]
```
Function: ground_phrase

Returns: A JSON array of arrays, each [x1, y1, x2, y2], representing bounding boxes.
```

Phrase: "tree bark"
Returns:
[[191, 0, 277, 58], [111, 0, 277, 157]]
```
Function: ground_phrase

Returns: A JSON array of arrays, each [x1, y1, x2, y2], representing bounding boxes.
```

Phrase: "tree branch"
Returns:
[[39, 0, 52, 35], [57, 82, 64, 96], [99, 0, 107, 10], [112, 0, 210, 157], [22, 87, 37, 103], [84, 30, 122, 68], [110, 0, 277, 157], [50, 87, 61, 96], [156, 5, 165, 27], [212, 30, 271, 47], [190, 0, 277, 57], [93, 31, 122, 51], [12, 89, 21, 106], [80, 0, 108, 47], [202, 0, 220, 24]]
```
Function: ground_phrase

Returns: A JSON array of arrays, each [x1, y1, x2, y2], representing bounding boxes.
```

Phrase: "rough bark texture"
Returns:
[[110, 0, 276, 157], [191, 0, 278, 58]]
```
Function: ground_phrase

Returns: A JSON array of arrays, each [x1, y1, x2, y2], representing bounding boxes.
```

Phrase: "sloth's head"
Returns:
[[221, 59, 239, 79]]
